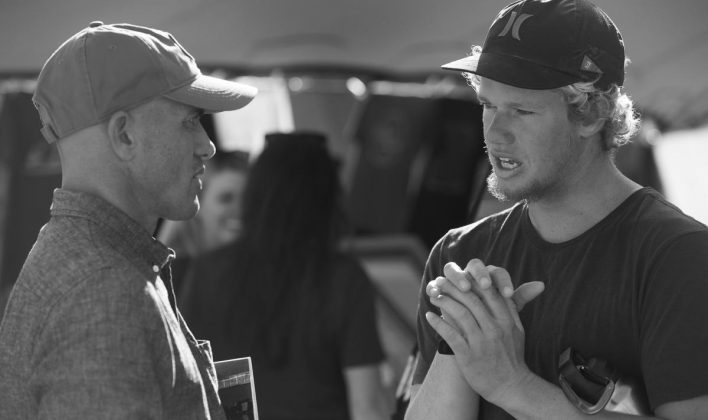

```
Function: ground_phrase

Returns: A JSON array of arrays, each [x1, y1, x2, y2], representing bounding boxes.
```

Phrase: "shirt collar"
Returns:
[[50, 188, 174, 271]]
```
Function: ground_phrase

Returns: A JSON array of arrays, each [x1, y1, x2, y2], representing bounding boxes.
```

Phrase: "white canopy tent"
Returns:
[[1, 0, 707, 127]]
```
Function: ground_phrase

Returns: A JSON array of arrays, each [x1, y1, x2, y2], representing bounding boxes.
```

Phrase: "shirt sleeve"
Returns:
[[337, 256, 386, 367], [640, 230, 708, 410], [30, 270, 164, 419], [411, 234, 447, 386]]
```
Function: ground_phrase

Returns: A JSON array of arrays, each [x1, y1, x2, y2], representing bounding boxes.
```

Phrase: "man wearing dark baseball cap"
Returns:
[[407, 1, 708, 419], [0, 22, 256, 419]]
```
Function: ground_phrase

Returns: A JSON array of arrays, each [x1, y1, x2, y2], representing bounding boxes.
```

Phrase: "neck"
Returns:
[[526, 159, 642, 243], [57, 130, 160, 236], [61, 173, 158, 236]]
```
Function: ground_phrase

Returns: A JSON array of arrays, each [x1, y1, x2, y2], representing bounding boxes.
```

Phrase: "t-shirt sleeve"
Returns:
[[337, 256, 386, 367], [411, 234, 447, 386], [640, 230, 708, 410]]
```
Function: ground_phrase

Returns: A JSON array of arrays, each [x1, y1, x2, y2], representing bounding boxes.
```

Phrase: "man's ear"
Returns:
[[578, 117, 606, 139], [576, 99, 608, 139], [106, 110, 137, 161]]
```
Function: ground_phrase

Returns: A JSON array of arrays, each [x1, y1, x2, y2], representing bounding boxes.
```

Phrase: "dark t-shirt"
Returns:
[[413, 188, 708, 418], [175, 243, 384, 420]]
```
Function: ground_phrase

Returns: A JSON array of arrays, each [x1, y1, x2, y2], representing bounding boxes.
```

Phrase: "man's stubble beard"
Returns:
[[487, 171, 540, 203]]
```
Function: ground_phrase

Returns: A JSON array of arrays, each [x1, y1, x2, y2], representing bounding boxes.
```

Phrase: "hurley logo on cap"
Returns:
[[497, 11, 533, 40]]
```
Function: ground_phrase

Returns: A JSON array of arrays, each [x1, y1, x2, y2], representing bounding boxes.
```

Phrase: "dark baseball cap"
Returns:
[[442, 0, 625, 90], [33, 21, 258, 143]]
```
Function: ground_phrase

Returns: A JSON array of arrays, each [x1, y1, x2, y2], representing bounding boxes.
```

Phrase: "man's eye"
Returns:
[[515, 108, 534, 115]]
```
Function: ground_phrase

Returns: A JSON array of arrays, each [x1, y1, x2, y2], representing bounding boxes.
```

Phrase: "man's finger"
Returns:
[[425, 311, 470, 356], [513, 282, 545, 311], [426, 276, 446, 298], [462, 263, 516, 324], [485, 265, 523, 328], [428, 291, 483, 333], [464, 259, 491, 289], [437, 262, 515, 327], [487, 265, 514, 298], [486, 265, 545, 311], [443, 261, 472, 291]]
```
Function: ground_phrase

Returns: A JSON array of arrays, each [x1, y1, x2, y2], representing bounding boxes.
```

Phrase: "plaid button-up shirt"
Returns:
[[0, 189, 225, 419]]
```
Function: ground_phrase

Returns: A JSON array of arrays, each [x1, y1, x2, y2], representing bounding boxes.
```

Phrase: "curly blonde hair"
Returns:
[[559, 82, 639, 149], [461, 46, 640, 150]]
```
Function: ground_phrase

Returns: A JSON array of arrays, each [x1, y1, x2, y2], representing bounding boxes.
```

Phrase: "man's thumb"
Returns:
[[513, 281, 545, 311]]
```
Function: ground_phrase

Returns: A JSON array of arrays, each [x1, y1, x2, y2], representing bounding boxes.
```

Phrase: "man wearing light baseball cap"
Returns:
[[406, 1, 708, 419], [0, 22, 256, 419]]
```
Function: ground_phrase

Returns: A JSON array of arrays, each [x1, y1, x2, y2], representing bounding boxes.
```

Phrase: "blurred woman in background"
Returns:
[[178, 131, 390, 420], [158, 150, 250, 259]]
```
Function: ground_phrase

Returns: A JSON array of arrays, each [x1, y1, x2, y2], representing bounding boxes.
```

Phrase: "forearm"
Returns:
[[405, 353, 479, 420], [497, 373, 661, 420]]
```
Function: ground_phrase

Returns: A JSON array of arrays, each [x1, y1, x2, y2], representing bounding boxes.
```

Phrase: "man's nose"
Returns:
[[484, 110, 513, 145], [197, 134, 216, 161]]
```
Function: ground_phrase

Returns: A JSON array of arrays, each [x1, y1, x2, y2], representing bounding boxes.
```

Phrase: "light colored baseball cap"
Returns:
[[33, 21, 258, 143]]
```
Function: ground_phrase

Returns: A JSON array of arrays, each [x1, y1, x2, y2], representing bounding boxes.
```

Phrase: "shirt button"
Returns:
[[152, 265, 160, 273]]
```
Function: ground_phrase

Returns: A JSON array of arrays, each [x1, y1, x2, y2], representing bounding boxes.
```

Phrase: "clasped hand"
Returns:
[[425, 259, 544, 405]]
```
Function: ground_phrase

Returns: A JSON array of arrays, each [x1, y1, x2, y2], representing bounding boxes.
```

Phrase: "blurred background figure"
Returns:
[[158, 149, 250, 259], [176, 131, 391, 420]]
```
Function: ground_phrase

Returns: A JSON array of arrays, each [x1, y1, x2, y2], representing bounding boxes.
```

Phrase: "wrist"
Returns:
[[486, 367, 536, 408], [489, 372, 589, 420]]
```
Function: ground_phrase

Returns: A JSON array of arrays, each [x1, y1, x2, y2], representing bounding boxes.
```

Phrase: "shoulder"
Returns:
[[616, 188, 708, 251], [16, 223, 142, 312], [612, 190, 708, 299], [47, 267, 163, 331], [20, 266, 168, 374], [622, 188, 706, 229], [8, 224, 164, 343]]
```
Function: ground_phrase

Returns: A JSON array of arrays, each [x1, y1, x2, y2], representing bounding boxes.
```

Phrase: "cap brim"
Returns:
[[441, 55, 480, 73], [441, 53, 579, 90], [165, 74, 258, 113]]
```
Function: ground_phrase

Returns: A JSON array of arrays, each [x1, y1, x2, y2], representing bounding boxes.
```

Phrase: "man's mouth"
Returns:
[[497, 156, 520, 170], [192, 166, 205, 190]]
